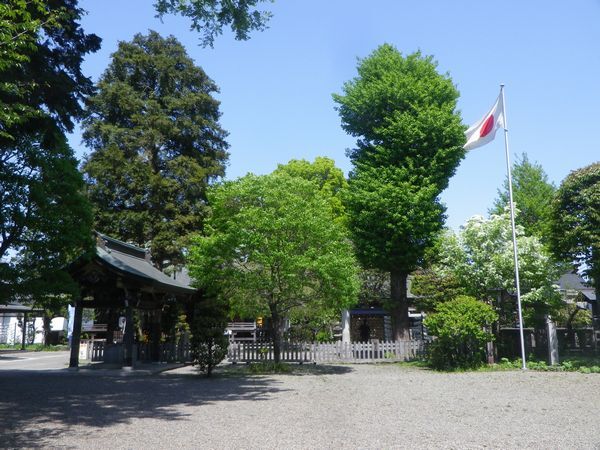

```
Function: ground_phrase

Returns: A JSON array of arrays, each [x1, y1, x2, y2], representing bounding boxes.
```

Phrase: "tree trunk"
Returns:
[[270, 305, 283, 363], [69, 302, 83, 368], [42, 314, 52, 346], [390, 269, 410, 340]]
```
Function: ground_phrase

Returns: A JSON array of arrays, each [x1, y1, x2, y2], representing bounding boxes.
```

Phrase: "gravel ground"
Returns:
[[2, 363, 600, 449]]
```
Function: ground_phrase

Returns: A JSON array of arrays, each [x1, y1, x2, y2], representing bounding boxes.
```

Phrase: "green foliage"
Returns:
[[0, 0, 97, 308], [83, 31, 229, 269], [424, 296, 498, 370], [434, 212, 564, 327], [154, 0, 273, 47], [344, 166, 446, 274], [490, 153, 556, 242], [550, 162, 600, 303], [287, 306, 338, 342], [188, 173, 360, 362], [333, 45, 465, 191], [333, 44, 465, 338], [357, 269, 389, 306], [0, 343, 69, 351], [494, 356, 600, 373], [411, 269, 466, 313], [274, 157, 348, 223], [191, 298, 229, 377], [0, 0, 101, 138], [247, 361, 292, 374], [0, 132, 94, 303]]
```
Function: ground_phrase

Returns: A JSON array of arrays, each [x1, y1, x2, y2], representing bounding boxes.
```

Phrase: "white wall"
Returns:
[[0, 315, 67, 345]]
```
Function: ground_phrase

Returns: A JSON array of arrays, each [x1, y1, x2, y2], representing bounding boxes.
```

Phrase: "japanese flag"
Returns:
[[464, 94, 505, 151]]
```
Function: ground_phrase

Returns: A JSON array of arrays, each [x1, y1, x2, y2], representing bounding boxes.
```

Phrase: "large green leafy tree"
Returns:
[[550, 162, 600, 326], [83, 31, 229, 269], [154, 0, 273, 47], [0, 1, 98, 315], [333, 44, 465, 339], [490, 153, 556, 242], [273, 157, 349, 340], [188, 173, 360, 362]]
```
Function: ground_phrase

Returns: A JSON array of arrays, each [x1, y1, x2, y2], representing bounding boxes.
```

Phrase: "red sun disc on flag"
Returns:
[[479, 115, 494, 138]]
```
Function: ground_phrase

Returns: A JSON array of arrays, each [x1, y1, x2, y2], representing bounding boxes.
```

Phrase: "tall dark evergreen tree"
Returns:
[[333, 44, 465, 339], [83, 31, 229, 269]]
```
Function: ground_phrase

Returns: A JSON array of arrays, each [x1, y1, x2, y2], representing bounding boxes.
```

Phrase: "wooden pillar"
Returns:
[[150, 311, 161, 361], [21, 312, 28, 350], [69, 302, 83, 368], [123, 295, 134, 367]]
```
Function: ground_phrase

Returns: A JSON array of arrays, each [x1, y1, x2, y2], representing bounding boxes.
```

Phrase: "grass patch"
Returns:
[[395, 359, 430, 369], [0, 344, 69, 352], [489, 356, 600, 373], [247, 361, 293, 374], [397, 355, 600, 374]]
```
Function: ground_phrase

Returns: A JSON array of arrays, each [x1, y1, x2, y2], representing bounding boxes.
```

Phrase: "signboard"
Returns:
[[79, 342, 89, 360]]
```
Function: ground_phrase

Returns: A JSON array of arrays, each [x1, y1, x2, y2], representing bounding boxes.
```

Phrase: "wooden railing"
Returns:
[[226, 321, 257, 342], [227, 340, 429, 364], [82, 340, 192, 363]]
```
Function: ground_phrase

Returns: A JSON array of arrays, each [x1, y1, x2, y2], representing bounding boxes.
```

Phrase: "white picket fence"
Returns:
[[227, 340, 428, 364]]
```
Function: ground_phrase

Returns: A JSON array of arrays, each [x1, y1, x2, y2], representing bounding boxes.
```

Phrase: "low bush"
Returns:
[[424, 296, 498, 370]]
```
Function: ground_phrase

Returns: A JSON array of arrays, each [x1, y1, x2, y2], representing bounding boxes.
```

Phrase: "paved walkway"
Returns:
[[1, 363, 599, 449]]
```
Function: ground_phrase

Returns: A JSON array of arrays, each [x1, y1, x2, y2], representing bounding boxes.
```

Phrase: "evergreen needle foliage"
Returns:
[[83, 31, 229, 269]]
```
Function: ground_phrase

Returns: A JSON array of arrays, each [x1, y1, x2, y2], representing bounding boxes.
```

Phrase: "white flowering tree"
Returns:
[[435, 210, 564, 327]]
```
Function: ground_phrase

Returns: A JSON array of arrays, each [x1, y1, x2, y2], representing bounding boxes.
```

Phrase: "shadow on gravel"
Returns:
[[0, 370, 287, 448], [215, 363, 355, 377]]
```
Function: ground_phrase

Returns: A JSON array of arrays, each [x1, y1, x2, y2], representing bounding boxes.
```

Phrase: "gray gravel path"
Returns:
[[1, 364, 599, 449]]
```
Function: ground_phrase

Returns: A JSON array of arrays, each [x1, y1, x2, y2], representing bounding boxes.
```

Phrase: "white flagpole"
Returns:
[[500, 84, 527, 370]]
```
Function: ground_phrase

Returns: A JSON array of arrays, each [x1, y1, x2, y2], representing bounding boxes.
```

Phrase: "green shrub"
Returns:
[[424, 296, 498, 370], [190, 298, 229, 377]]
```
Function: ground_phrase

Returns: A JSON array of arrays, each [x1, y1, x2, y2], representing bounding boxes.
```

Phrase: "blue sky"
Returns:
[[71, 0, 600, 231]]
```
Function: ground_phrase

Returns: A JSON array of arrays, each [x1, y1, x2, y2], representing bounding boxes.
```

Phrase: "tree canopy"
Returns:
[[154, 0, 273, 47], [550, 162, 600, 316], [188, 173, 360, 361], [0, 0, 100, 141], [490, 153, 556, 242], [83, 31, 229, 269], [0, 132, 93, 303], [333, 44, 465, 338], [274, 157, 348, 222]]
